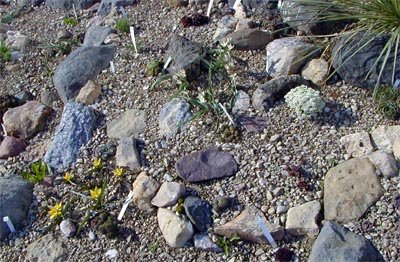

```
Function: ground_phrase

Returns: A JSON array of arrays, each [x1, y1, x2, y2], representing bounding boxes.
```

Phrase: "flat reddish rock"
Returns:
[[175, 148, 238, 183], [0, 136, 26, 159]]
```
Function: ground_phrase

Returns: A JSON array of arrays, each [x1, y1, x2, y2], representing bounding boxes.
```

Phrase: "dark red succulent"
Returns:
[[180, 13, 209, 28]]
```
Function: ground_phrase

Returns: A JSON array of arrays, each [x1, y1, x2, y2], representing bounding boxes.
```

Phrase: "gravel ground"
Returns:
[[0, 1, 399, 261]]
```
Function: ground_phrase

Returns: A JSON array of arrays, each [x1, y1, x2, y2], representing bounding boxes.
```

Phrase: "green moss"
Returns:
[[63, 17, 78, 26], [145, 61, 164, 76], [0, 41, 11, 62], [115, 17, 130, 33]]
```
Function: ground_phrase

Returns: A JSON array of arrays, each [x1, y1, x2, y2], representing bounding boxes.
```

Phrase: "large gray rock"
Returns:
[[266, 37, 319, 78], [97, 0, 136, 17], [26, 234, 68, 262], [308, 221, 383, 262], [53, 45, 116, 103], [324, 158, 384, 223], [3, 101, 52, 139], [0, 176, 33, 240], [286, 200, 321, 237], [157, 208, 194, 248], [84, 25, 116, 46], [115, 136, 141, 172], [176, 148, 238, 183], [223, 29, 273, 50], [332, 33, 400, 89], [279, 0, 342, 35], [46, 0, 98, 10], [159, 98, 192, 138], [252, 75, 315, 112], [214, 205, 284, 244], [44, 102, 96, 173], [106, 109, 147, 139], [165, 35, 204, 81]]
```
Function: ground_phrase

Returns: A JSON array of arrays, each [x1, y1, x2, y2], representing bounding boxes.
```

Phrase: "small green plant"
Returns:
[[0, 41, 11, 62], [63, 17, 78, 26], [216, 235, 241, 256], [151, 39, 237, 130], [115, 17, 131, 33], [38, 39, 81, 56], [284, 85, 325, 119], [374, 85, 400, 119], [150, 243, 159, 253], [21, 160, 50, 183], [145, 60, 164, 77]]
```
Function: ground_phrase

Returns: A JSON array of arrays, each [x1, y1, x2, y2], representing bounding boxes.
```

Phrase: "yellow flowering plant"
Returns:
[[48, 202, 63, 220], [113, 167, 124, 178], [63, 172, 73, 183], [90, 186, 102, 200]]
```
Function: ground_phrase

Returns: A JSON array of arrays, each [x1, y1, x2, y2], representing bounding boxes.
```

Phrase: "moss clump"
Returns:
[[219, 125, 240, 143], [145, 61, 164, 77], [115, 17, 130, 33], [96, 213, 119, 239], [63, 17, 78, 26]]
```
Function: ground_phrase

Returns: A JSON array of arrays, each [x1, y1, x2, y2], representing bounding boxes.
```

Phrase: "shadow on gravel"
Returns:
[[314, 101, 358, 129]]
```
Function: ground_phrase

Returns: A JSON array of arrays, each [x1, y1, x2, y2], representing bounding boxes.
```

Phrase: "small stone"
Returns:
[[132, 172, 160, 212], [115, 136, 141, 172], [286, 200, 321, 237], [194, 233, 222, 252], [60, 219, 76, 238], [272, 187, 284, 196], [26, 234, 67, 262], [75, 80, 101, 105], [367, 150, 398, 177], [176, 148, 238, 183], [89, 231, 96, 241], [151, 182, 186, 208], [184, 196, 213, 232], [159, 98, 192, 138], [157, 208, 194, 248], [0, 136, 26, 159], [107, 109, 147, 139], [339, 132, 374, 158], [3, 101, 52, 139], [276, 205, 288, 214]]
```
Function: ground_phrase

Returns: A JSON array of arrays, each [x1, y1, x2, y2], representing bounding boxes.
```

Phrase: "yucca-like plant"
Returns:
[[283, 0, 400, 97]]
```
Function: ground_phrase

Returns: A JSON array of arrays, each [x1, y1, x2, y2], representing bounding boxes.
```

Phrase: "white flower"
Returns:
[[284, 85, 325, 118]]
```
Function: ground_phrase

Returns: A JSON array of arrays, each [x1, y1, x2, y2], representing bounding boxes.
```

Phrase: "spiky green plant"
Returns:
[[289, 0, 400, 97], [115, 17, 130, 33], [0, 41, 11, 62]]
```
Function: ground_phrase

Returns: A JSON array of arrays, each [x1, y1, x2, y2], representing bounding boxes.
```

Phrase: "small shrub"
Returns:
[[284, 85, 325, 118], [63, 17, 78, 26], [0, 41, 11, 62], [115, 17, 130, 33]]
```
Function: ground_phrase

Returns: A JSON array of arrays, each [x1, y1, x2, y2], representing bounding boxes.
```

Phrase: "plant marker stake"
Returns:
[[233, 0, 241, 10], [265, 50, 270, 73], [110, 60, 115, 73], [164, 56, 172, 70], [72, 4, 78, 21], [129, 26, 138, 54], [1, 123, 7, 137], [219, 102, 235, 126], [206, 0, 214, 17], [118, 190, 134, 221], [256, 215, 278, 248], [119, 6, 127, 17], [394, 79, 400, 89], [3, 216, 16, 233]]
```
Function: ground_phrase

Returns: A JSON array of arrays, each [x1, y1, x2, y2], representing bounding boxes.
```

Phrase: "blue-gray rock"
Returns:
[[308, 221, 383, 262], [0, 175, 33, 240], [194, 233, 222, 252], [44, 102, 96, 173], [165, 35, 204, 81], [159, 98, 192, 138], [45, 0, 98, 10], [53, 45, 116, 103], [183, 197, 212, 232], [332, 33, 400, 89], [279, 0, 344, 35], [252, 75, 316, 113], [176, 148, 238, 183], [84, 26, 115, 46], [97, 0, 136, 17]]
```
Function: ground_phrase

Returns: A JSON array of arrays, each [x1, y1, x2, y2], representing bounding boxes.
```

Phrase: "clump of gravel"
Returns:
[[0, 1, 399, 261]]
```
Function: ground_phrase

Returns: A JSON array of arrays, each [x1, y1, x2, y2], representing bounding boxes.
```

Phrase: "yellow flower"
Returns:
[[63, 172, 73, 183], [48, 202, 63, 219], [113, 167, 124, 177], [93, 158, 102, 168], [90, 187, 102, 200]]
